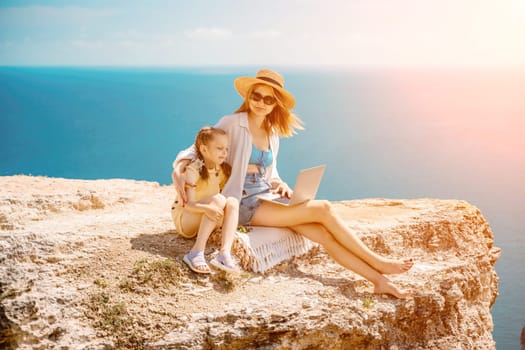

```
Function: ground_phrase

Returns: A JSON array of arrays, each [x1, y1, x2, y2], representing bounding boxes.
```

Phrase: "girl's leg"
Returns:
[[179, 212, 216, 273], [219, 197, 239, 255], [212, 196, 240, 273], [190, 194, 226, 252], [250, 200, 413, 275], [290, 223, 411, 299], [191, 215, 219, 252]]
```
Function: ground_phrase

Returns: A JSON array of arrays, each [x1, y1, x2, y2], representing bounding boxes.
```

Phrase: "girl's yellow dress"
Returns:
[[171, 160, 227, 238]]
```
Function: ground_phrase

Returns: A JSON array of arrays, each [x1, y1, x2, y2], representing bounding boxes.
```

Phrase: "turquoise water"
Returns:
[[1, 67, 523, 348]]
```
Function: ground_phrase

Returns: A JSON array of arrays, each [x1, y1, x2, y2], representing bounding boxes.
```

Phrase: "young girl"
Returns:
[[171, 126, 240, 274]]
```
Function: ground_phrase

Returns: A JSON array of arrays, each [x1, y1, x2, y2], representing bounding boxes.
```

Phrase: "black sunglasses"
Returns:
[[250, 92, 276, 105]]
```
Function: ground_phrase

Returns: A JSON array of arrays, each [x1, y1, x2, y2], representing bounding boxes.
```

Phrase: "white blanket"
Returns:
[[232, 226, 315, 273]]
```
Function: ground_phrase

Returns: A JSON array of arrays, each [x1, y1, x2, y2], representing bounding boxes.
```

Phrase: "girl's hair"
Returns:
[[234, 84, 304, 137], [194, 126, 232, 181]]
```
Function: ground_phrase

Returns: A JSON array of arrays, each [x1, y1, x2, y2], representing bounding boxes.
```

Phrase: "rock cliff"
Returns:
[[0, 176, 500, 349]]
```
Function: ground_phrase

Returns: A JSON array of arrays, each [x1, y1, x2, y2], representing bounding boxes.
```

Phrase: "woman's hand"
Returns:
[[273, 181, 293, 199], [172, 159, 190, 204]]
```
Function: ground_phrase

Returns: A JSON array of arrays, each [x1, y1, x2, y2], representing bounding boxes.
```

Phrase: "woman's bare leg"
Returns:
[[250, 200, 413, 274], [290, 223, 411, 299]]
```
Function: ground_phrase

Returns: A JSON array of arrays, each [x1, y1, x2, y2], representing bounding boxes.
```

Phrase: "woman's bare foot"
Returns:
[[375, 258, 414, 275], [373, 278, 412, 299]]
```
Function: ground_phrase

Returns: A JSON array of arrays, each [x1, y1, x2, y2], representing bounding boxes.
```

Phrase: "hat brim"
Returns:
[[234, 77, 295, 110]]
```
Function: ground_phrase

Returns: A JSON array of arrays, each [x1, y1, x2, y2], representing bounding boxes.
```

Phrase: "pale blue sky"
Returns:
[[1, 0, 524, 67]]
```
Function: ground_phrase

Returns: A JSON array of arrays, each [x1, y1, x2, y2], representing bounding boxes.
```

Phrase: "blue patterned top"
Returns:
[[249, 144, 273, 168]]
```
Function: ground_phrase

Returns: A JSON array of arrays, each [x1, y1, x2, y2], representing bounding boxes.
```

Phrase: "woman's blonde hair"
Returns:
[[234, 84, 304, 137], [194, 126, 231, 181]]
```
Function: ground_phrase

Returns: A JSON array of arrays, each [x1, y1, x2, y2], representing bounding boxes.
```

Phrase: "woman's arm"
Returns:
[[172, 159, 191, 204], [172, 145, 198, 204], [213, 114, 249, 200], [173, 144, 197, 165]]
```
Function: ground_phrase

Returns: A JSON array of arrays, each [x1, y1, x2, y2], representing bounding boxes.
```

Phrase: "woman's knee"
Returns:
[[310, 199, 335, 221]]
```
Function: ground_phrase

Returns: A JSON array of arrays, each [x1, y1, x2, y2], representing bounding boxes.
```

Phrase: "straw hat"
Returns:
[[234, 69, 295, 109]]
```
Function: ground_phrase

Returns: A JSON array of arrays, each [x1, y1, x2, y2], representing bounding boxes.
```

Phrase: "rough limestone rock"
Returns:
[[0, 176, 500, 349]]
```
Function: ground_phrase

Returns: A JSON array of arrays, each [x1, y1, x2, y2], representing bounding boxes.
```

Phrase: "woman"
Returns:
[[173, 69, 413, 298]]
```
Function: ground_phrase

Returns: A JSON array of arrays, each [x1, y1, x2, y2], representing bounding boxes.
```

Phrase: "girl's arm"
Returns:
[[183, 199, 224, 223], [181, 164, 224, 222]]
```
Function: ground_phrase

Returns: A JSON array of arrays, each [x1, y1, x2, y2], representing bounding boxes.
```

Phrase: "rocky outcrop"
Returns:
[[0, 175, 500, 349]]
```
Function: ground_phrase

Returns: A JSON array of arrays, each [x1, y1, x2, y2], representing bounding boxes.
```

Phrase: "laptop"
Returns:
[[260, 165, 326, 206]]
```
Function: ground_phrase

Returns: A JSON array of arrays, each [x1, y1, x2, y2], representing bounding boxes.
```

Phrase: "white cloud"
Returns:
[[185, 27, 232, 40], [112, 30, 145, 40], [250, 30, 281, 39], [117, 40, 141, 48], [2, 1, 524, 67], [70, 31, 180, 53]]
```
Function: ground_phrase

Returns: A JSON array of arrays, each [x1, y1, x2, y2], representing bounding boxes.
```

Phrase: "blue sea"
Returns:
[[1, 66, 524, 348]]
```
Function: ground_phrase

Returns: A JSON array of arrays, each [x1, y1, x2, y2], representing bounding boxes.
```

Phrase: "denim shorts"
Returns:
[[238, 173, 271, 225]]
